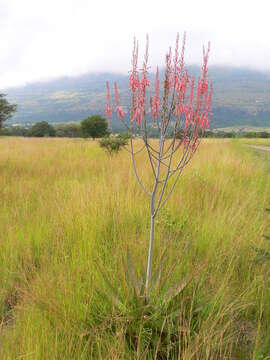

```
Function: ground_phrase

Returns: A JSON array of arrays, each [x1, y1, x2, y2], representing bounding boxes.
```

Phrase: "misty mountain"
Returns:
[[3, 66, 270, 128]]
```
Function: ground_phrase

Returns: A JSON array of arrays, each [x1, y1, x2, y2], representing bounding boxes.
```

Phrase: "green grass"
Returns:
[[0, 137, 270, 359]]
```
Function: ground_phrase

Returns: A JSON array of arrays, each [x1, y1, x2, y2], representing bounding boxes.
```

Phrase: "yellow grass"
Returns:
[[0, 137, 270, 359]]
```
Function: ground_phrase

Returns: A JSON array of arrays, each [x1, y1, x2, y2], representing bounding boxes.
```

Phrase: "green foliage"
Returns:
[[99, 135, 128, 156], [244, 131, 270, 138], [0, 94, 17, 128], [30, 121, 56, 137], [54, 123, 82, 138], [81, 115, 108, 139], [95, 248, 199, 357], [9, 126, 30, 137], [0, 127, 9, 136], [202, 130, 270, 138]]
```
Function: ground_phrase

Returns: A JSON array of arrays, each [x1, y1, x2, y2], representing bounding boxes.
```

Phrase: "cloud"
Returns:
[[1, 0, 270, 88]]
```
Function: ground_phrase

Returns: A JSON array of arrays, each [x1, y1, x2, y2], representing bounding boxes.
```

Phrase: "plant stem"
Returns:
[[145, 135, 164, 299], [145, 213, 155, 299]]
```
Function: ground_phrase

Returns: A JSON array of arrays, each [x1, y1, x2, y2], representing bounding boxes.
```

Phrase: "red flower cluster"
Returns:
[[151, 66, 160, 119], [114, 82, 126, 120], [105, 33, 212, 143], [105, 81, 112, 118]]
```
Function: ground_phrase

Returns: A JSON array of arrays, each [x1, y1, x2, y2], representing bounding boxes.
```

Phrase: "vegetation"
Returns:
[[0, 138, 270, 358], [0, 93, 17, 128], [4, 66, 270, 128], [54, 123, 82, 138], [106, 33, 212, 299], [81, 115, 108, 139], [99, 135, 128, 156], [203, 130, 270, 138], [3, 122, 270, 140], [30, 121, 56, 137]]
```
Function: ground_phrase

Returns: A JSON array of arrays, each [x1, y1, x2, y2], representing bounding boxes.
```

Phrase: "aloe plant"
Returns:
[[95, 248, 201, 357], [105, 33, 212, 299]]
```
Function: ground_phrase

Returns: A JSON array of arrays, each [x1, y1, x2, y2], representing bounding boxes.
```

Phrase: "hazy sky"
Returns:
[[1, 0, 270, 88]]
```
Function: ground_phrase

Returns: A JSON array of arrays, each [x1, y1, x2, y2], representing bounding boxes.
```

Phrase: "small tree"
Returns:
[[105, 33, 212, 299], [99, 135, 128, 156], [0, 94, 17, 128], [30, 121, 56, 137], [81, 115, 108, 139]]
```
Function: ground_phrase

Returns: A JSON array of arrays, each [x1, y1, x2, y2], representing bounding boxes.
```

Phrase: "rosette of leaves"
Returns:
[[94, 248, 201, 358]]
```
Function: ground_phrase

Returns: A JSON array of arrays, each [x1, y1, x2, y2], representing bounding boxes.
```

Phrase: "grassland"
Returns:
[[0, 137, 270, 359]]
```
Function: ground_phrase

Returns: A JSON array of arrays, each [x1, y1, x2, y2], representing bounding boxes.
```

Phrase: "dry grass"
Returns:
[[0, 137, 270, 359]]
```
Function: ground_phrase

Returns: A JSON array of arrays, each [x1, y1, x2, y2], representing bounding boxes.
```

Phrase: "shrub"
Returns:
[[99, 135, 128, 156]]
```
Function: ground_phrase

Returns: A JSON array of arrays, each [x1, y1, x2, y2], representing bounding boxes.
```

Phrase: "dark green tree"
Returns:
[[81, 115, 108, 139], [0, 94, 17, 128], [30, 121, 56, 137]]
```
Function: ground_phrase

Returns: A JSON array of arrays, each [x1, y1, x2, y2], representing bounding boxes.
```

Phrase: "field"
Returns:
[[1, 137, 270, 359]]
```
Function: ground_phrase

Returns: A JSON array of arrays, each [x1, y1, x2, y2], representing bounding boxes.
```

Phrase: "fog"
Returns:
[[1, 0, 270, 88]]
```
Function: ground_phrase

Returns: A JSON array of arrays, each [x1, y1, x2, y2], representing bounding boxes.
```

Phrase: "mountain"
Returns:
[[3, 66, 270, 128]]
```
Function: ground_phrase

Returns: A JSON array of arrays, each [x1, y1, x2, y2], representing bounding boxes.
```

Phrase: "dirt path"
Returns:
[[248, 145, 270, 152]]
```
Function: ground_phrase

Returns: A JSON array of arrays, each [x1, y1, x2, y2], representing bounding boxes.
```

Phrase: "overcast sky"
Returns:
[[1, 0, 270, 88]]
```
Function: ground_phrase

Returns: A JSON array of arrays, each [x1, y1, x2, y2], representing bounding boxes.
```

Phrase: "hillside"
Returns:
[[3, 66, 270, 128]]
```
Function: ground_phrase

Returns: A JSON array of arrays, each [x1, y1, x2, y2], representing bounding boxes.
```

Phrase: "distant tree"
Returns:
[[9, 125, 30, 137], [245, 131, 256, 138], [81, 115, 108, 139], [0, 127, 9, 136], [257, 131, 270, 138], [0, 94, 17, 128], [30, 121, 56, 137], [55, 123, 82, 138]]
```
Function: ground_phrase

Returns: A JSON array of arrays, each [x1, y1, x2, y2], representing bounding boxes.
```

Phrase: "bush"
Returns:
[[99, 135, 128, 156]]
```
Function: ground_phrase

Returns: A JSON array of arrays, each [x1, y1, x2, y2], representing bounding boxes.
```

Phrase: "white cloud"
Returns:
[[1, 0, 270, 88]]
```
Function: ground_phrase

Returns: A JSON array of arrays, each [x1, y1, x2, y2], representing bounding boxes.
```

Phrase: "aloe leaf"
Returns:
[[151, 246, 168, 291], [138, 276, 146, 299], [95, 261, 123, 308], [163, 266, 202, 304], [158, 261, 178, 294], [126, 247, 140, 298], [254, 247, 270, 259], [163, 279, 190, 303]]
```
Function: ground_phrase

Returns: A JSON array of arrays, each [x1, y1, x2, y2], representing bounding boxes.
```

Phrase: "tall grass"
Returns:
[[0, 137, 270, 359]]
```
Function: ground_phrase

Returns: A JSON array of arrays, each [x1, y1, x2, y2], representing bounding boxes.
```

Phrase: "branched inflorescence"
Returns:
[[105, 33, 212, 297]]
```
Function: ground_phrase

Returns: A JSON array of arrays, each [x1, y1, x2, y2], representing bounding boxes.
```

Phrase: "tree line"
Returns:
[[1, 93, 270, 139], [0, 116, 110, 138], [2, 122, 270, 139]]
